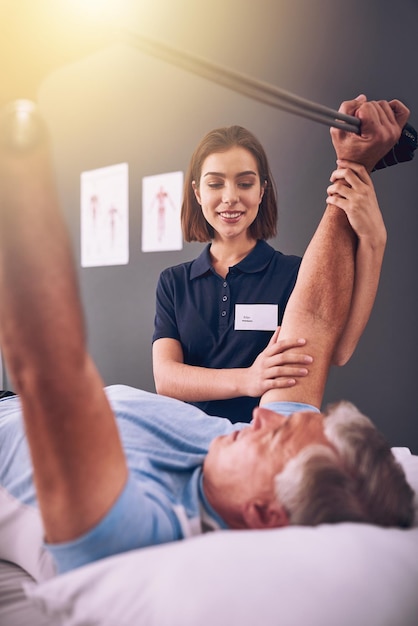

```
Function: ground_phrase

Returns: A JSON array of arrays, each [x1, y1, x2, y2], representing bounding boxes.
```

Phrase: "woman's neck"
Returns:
[[209, 238, 258, 278]]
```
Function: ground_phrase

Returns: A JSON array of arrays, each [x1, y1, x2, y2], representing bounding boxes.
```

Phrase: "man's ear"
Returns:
[[242, 499, 289, 529]]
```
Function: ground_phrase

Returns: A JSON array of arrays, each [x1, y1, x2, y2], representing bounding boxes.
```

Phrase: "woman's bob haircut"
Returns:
[[181, 125, 278, 242]]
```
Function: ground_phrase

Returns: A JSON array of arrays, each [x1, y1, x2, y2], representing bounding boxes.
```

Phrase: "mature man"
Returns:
[[0, 96, 414, 575]]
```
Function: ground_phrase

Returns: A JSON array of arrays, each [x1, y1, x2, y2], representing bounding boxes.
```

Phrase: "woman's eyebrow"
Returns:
[[202, 170, 258, 178], [236, 170, 258, 177]]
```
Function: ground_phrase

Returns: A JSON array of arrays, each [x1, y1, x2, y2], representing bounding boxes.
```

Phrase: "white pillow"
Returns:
[[0, 485, 55, 582], [25, 523, 418, 626], [24, 449, 418, 626]]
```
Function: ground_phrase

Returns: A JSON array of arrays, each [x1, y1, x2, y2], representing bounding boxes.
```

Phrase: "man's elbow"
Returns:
[[331, 348, 353, 367]]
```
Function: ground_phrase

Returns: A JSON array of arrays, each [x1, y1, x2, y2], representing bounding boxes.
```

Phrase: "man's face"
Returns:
[[203, 407, 336, 526]]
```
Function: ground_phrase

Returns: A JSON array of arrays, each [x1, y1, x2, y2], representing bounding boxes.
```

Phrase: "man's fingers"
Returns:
[[0, 100, 48, 154], [356, 99, 410, 136], [389, 99, 410, 128], [338, 94, 367, 116]]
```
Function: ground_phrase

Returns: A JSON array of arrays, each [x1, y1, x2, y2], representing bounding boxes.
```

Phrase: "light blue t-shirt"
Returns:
[[0, 385, 317, 573], [0, 385, 241, 571]]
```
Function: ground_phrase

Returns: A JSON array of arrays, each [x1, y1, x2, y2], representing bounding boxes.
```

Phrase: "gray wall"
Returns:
[[32, 0, 417, 451]]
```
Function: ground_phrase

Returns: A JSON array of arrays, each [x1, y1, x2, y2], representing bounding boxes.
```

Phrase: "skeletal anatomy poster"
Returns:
[[142, 171, 183, 252], [81, 163, 129, 267]]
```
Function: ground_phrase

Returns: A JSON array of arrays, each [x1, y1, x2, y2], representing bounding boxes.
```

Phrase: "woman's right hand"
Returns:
[[244, 328, 313, 397]]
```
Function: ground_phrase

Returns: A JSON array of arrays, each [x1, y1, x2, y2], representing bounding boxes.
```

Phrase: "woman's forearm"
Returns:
[[153, 335, 254, 401], [331, 233, 386, 365], [152, 336, 312, 402], [326, 161, 387, 366]]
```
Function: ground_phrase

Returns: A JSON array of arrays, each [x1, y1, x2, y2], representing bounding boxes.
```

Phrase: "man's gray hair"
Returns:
[[275, 401, 415, 528]]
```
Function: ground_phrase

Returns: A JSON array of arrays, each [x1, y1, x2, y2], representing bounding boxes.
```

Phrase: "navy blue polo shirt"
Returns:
[[153, 240, 301, 423]]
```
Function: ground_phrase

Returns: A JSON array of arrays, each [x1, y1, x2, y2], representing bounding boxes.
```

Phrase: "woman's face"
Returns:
[[192, 146, 265, 243]]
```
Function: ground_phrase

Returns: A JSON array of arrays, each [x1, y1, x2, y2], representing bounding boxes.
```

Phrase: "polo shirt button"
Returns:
[[222, 295, 227, 302], [221, 311, 227, 317], [223, 281, 227, 287]]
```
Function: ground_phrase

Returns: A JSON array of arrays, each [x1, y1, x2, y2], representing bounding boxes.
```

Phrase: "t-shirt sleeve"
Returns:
[[152, 270, 181, 343], [45, 473, 182, 574]]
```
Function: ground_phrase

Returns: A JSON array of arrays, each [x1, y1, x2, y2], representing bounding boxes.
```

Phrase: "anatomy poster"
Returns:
[[80, 163, 129, 267], [142, 171, 183, 252]]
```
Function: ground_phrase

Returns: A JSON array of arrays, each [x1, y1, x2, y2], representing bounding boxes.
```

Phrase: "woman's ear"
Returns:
[[192, 180, 201, 205], [242, 499, 289, 529]]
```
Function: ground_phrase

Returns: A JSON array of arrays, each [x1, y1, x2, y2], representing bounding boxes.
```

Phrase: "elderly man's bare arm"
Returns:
[[262, 96, 411, 406], [0, 101, 128, 543]]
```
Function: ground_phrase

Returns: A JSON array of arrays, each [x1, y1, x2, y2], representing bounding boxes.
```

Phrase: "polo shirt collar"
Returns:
[[190, 240, 275, 280], [190, 244, 212, 279], [237, 240, 275, 273]]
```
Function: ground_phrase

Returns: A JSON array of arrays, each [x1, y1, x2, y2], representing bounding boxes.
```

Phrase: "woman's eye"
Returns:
[[238, 182, 254, 189], [205, 180, 255, 190], [207, 182, 223, 189]]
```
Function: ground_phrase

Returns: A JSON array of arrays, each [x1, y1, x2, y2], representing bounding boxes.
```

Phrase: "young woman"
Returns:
[[152, 97, 394, 423]]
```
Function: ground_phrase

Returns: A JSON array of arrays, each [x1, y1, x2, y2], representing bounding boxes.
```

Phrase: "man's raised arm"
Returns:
[[0, 101, 128, 543]]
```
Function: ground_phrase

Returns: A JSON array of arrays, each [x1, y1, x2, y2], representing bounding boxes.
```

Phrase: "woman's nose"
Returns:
[[222, 187, 239, 205]]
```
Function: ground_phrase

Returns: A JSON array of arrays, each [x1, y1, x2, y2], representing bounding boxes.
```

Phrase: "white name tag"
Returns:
[[234, 304, 278, 331]]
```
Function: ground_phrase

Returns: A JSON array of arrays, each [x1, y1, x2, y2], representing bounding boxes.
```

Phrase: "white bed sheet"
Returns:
[[0, 560, 59, 626]]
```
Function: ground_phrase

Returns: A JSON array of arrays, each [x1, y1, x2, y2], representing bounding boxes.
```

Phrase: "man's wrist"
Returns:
[[372, 123, 417, 171]]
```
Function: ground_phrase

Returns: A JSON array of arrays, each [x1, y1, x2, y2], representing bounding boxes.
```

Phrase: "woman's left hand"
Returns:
[[326, 160, 387, 249]]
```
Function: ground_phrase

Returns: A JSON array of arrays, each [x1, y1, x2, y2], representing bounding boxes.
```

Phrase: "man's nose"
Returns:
[[252, 407, 286, 430], [251, 409, 263, 430]]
